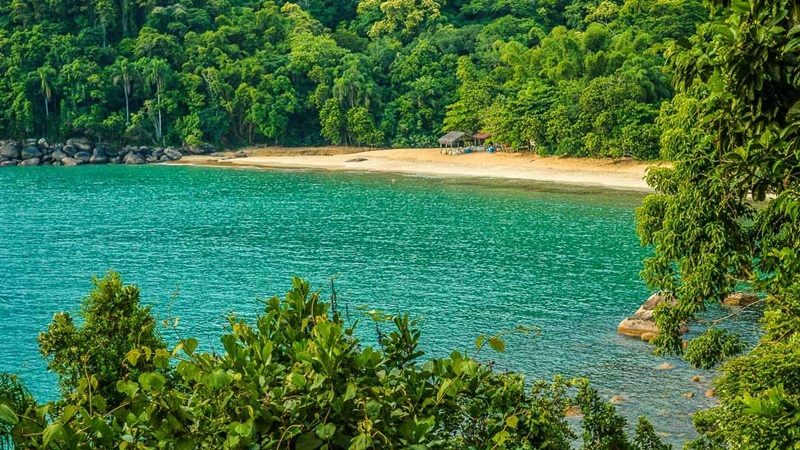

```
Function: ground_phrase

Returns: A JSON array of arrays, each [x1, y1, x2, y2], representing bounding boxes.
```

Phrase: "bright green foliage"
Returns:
[[0, 0, 705, 153], [2, 275, 670, 449], [636, 0, 800, 447], [347, 107, 384, 147], [37, 271, 166, 406]]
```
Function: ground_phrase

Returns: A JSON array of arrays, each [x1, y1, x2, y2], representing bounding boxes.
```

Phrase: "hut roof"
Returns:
[[438, 131, 472, 145], [473, 132, 494, 140]]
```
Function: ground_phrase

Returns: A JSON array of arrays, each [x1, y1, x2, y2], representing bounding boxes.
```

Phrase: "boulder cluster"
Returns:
[[0, 138, 216, 167], [617, 293, 689, 342]]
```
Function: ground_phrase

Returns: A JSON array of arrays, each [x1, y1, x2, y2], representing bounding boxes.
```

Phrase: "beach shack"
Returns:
[[438, 131, 473, 149], [472, 132, 494, 146]]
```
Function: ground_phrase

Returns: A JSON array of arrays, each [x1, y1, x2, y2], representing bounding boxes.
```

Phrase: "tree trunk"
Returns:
[[124, 84, 130, 124]]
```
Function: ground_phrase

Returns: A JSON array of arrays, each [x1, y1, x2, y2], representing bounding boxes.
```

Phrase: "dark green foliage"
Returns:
[[0, 0, 705, 154], [636, 0, 800, 446], [0, 374, 35, 449], [683, 328, 745, 370], [1, 274, 671, 449]]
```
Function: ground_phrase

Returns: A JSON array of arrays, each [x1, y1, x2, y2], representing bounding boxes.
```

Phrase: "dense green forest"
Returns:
[[0, 0, 706, 157]]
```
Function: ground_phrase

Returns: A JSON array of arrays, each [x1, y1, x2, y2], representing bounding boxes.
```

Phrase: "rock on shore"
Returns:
[[617, 293, 689, 340], [0, 138, 214, 167]]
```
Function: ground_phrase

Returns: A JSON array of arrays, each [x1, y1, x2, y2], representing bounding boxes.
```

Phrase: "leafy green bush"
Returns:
[[2, 274, 668, 449]]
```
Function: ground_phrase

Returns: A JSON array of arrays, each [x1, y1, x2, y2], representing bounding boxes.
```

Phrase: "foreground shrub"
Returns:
[[1, 274, 666, 449]]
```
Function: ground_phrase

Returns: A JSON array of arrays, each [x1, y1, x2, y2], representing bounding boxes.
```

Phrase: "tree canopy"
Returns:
[[0, 0, 706, 154], [636, 0, 800, 447]]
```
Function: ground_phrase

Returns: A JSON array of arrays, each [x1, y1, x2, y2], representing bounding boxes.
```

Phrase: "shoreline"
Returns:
[[168, 148, 660, 192]]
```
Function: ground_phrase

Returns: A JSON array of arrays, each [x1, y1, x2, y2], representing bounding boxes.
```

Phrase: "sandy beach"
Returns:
[[171, 148, 660, 192]]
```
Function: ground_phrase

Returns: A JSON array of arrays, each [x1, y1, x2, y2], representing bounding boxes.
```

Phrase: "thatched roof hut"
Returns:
[[438, 131, 472, 147]]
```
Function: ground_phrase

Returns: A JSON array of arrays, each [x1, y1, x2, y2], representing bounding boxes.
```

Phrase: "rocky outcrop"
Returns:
[[123, 152, 145, 165], [67, 137, 93, 152], [61, 157, 83, 166], [617, 293, 689, 339], [22, 146, 42, 160], [19, 158, 41, 166], [74, 152, 92, 164], [165, 148, 182, 160], [721, 292, 759, 307], [51, 149, 68, 161], [0, 138, 216, 168], [1, 142, 21, 160], [90, 148, 108, 164]]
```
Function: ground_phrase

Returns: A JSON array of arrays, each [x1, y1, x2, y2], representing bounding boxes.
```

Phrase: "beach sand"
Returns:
[[170, 147, 661, 192]]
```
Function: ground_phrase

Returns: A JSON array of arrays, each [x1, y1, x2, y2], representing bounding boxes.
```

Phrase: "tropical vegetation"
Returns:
[[637, 0, 800, 447], [0, 0, 706, 157], [3, 0, 800, 446], [0, 272, 669, 449]]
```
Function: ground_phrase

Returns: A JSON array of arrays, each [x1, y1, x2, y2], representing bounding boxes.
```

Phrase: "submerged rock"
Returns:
[[721, 292, 759, 307], [610, 395, 626, 403], [640, 332, 656, 342], [565, 406, 582, 418], [617, 293, 689, 339]]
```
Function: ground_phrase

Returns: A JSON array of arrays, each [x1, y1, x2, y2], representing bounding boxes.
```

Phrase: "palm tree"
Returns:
[[111, 57, 135, 124], [137, 57, 170, 144], [36, 66, 56, 118]]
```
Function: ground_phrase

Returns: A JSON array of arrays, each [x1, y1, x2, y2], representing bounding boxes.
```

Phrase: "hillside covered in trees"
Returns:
[[0, 0, 706, 157]]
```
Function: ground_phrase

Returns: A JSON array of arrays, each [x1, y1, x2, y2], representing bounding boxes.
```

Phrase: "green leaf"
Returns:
[[61, 404, 78, 423], [296, 431, 324, 450], [475, 334, 485, 349], [126, 349, 141, 366], [42, 423, 64, 446], [0, 404, 19, 425], [316, 422, 336, 440], [235, 422, 252, 436], [291, 372, 306, 388], [505, 414, 519, 428], [488, 337, 506, 353], [344, 382, 357, 401], [116, 380, 139, 398], [207, 369, 233, 389], [184, 337, 198, 354], [138, 372, 166, 391]]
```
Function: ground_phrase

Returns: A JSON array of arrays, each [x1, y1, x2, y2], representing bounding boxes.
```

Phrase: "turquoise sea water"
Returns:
[[0, 165, 760, 445]]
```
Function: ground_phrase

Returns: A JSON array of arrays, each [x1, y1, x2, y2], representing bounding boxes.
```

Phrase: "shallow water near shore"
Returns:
[[0, 165, 760, 445]]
